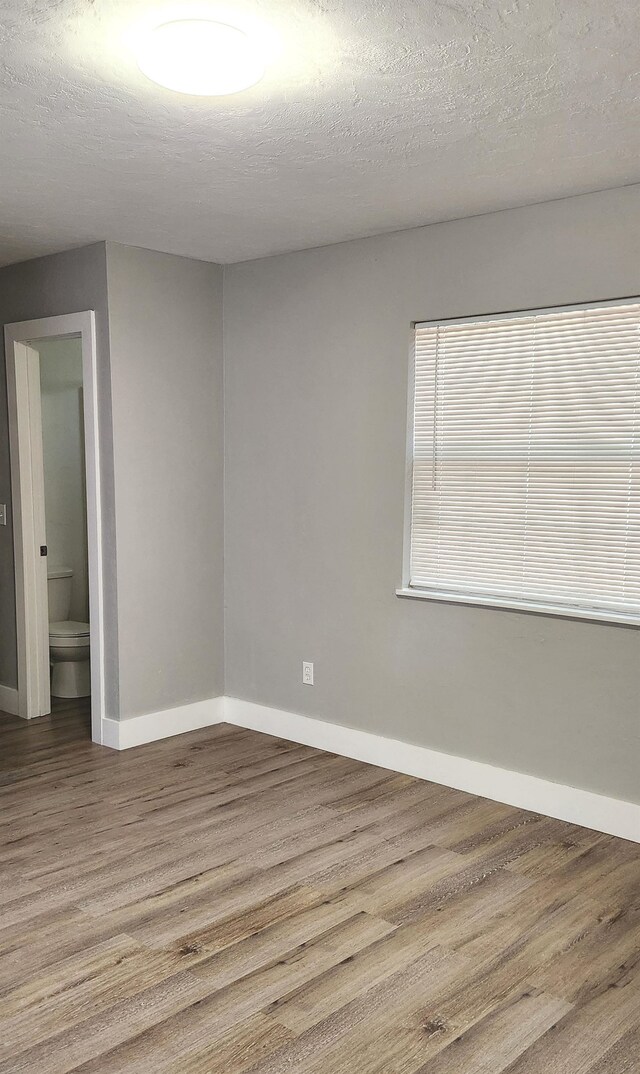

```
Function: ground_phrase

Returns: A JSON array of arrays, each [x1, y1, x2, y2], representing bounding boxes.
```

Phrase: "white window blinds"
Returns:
[[409, 301, 640, 621]]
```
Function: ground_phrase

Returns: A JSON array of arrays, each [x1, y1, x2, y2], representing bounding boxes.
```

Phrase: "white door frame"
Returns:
[[5, 312, 105, 742]]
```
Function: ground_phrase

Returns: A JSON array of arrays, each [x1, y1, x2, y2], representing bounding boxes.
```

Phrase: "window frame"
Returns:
[[397, 295, 640, 628]]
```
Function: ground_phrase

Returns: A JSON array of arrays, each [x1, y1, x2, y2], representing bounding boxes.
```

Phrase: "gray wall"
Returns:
[[0, 243, 118, 710], [105, 244, 224, 718], [223, 184, 640, 805], [1, 194, 636, 797], [0, 242, 224, 724]]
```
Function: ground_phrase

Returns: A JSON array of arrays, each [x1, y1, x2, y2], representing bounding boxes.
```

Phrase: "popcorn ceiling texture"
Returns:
[[0, 0, 639, 266]]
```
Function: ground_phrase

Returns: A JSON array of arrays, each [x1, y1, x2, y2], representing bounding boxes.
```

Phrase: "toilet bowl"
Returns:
[[49, 622, 91, 697], [48, 568, 91, 699]]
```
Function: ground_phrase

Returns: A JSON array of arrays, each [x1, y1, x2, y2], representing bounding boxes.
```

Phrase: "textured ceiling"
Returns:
[[0, 0, 639, 266]]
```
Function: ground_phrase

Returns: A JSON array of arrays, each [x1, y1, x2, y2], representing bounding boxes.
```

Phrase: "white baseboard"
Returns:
[[96, 693, 639, 843], [101, 696, 225, 750], [0, 683, 19, 716], [224, 697, 640, 844]]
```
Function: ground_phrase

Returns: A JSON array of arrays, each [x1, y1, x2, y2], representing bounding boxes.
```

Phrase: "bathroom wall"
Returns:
[[38, 338, 89, 623]]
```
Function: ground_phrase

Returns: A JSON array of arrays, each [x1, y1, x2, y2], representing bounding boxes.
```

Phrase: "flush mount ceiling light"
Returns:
[[136, 19, 266, 96]]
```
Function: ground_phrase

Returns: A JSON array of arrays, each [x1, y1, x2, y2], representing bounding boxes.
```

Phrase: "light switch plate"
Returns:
[[0, 504, 6, 526]]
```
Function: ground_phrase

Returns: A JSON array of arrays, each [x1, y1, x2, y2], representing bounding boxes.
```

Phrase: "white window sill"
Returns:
[[395, 587, 640, 628]]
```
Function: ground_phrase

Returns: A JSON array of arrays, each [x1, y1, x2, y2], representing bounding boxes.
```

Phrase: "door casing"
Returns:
[[5, 312, 106, 742]]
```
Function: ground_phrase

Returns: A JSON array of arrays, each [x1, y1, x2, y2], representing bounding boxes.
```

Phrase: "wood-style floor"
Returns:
[[1, 700, 639, 1073]]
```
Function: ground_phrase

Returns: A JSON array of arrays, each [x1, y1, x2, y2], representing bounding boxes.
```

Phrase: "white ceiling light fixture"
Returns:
[[136, 18, 266, 96]]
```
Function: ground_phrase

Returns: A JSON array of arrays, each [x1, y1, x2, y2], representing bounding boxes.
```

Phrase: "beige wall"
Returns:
[[223, 184, 640, 805]]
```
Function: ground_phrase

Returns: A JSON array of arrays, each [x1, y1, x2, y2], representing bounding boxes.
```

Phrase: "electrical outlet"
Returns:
[[0, 504, 6, 526], [302, 661, 314, 686]]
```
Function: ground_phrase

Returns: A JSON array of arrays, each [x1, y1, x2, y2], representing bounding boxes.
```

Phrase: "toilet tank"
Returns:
[[47, 568, 73, 623]]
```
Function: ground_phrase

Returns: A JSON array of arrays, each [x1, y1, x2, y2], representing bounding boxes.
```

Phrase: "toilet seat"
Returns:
[[49, 620, 90, 639]]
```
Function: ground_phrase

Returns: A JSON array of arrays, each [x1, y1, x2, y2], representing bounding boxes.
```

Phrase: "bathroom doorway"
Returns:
[[5, 313, 105, 743]]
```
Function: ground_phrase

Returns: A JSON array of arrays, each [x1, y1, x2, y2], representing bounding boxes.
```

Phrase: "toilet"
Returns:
[[48, 568, 91, 698]]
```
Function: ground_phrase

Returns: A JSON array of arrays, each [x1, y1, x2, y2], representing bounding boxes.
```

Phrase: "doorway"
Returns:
[[5, 313, 105, 743]]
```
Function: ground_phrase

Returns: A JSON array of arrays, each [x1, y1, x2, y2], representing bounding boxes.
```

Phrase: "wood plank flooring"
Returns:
[[1, 699, 639, 1073]]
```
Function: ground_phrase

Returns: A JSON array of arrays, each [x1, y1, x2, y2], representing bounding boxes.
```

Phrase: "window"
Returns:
[[402, 300, 640, 625]]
